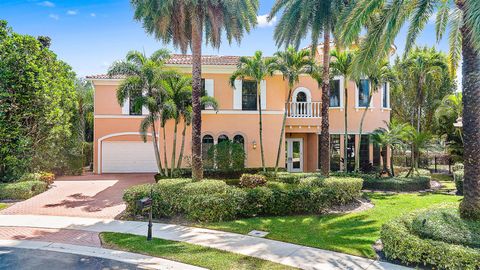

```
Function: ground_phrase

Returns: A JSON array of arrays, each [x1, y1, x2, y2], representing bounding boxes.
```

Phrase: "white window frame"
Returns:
[[330, 76, 345, 109], [355, 78, 374, 110], [381, 82, 391, 110]]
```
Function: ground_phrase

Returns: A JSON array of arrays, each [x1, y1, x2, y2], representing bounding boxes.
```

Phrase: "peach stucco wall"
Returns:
[[92, 67, 390, 173]]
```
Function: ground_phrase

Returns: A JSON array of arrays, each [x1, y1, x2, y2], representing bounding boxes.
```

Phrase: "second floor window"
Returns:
[[358, 79, 370, 108], [129, 94, 142, 115], [330, 79, 341, 107], [242, 80, 257, 111], [382, 82, 389, 108]]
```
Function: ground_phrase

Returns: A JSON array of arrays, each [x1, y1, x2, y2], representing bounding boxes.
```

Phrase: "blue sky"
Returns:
[[1, 0, 451, 78]]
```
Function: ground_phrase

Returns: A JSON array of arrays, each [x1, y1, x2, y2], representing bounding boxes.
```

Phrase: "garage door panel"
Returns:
[[102, 142, 158, 173]]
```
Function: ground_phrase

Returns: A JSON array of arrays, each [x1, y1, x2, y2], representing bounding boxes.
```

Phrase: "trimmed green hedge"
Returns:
[[0, 181, 48, 200], [363, 176, 431, 191], [381, 208, 480, 270], [411, 207, 480, 248], [124, 177, 363, 222], [260, 171, 322, 184]]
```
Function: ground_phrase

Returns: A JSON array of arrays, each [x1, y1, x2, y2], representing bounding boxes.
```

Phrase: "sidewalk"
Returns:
[[0, 214, 410, 270]]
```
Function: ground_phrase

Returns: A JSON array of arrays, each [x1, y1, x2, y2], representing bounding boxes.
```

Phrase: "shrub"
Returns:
[[207, 141, 245, 171], [0, 181, 48, 200], [323, 177, 363, 205], [19, 172, 55, 186], [260, 171, 321, 184], [452, 163, 464, 172], [363, 176, 431, 191], [123, 177, 363, 222], [454, 169, 464, 195], [239, 174, 267, 188], [381, 210, 480, 270], [411, 207, 480, 248], [397, 168, 431, 178]]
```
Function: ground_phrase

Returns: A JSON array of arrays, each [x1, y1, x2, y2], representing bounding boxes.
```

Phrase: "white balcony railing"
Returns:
[[287, 102, 322, 118]]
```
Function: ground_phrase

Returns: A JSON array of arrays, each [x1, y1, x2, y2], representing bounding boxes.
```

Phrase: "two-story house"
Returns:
[[88, 49, 391, 174]]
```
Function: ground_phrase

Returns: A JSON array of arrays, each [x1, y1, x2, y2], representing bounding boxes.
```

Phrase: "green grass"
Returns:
[[0, 203, 7, 210], [431, 173, 457, 193], [100, 232, 296, 270], [201, 193, 462, 258]]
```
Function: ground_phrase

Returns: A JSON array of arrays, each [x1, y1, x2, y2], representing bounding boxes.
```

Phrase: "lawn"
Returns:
[[431, 173, 456, 193], [100, 232, 296, 270], [201, 193, 462, 258], [0, 203, 7, 211]]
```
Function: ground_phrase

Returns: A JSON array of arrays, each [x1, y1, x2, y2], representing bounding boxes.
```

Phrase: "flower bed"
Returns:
[[124, 176, 363, 222], [381, 206, 480, 270]]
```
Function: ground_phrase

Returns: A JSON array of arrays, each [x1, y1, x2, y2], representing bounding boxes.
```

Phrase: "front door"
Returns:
[[286, 138, 303, 172]]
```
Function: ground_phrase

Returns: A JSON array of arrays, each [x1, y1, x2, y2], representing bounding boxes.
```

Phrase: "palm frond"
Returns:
[[448, 7, 463, 76]]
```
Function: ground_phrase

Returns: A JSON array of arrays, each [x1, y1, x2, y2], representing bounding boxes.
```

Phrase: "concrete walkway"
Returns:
[[0, 214, 410, 270], [0, 239, 205, 270]]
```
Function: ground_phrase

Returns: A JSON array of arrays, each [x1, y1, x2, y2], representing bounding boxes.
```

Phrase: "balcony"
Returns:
[[286, 102, 322, 118]]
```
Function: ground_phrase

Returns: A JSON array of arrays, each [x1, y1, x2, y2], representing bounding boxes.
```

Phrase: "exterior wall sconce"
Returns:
[[252, 140, 257, 150]]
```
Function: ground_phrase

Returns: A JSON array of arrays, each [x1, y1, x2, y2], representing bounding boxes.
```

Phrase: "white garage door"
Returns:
[[102, 141, 158, 173]]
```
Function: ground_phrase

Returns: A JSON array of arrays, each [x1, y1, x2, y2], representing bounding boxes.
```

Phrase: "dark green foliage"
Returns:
[[363, 177, 431, 192], [411, 207, 480, 248], [124, 177, 363, 222], [0, 181, 48, 200], [454, 169, 464, 195], [239, 174, 267, 188], [260, 171, 322, 184], [0, 21, 80, 181], [207, 140, 246, 171], [381, 208, 480, 270]]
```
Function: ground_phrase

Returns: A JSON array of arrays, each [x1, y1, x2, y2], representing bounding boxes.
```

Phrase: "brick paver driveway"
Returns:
[[0, 173, 154, 219]]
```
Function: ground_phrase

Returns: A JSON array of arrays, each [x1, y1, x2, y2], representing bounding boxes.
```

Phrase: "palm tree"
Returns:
[[338, 0, 480, 219], [355, 59, 393, 172], [400, 47, 448, 132], [270, 47, 314, 173], [130, 0, 258, 181], [371, 120, 408, 176], [230, 51, 275, 172], [108, 50, 170, 176], [161, 73, 192, 175], [435, 92, 463, 144], [330, 49, 355, 172], [270, 0, 349, 176], [404, 126, 433, 177]]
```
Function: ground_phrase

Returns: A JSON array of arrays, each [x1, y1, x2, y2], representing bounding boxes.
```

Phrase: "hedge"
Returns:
[[362, 176, 431, 191], [124, 177, 363, 222], [260, 171, 322, 184], [381, 209, 480, 270], [155, 168, 285, 181], [0, 181, 48, 200]]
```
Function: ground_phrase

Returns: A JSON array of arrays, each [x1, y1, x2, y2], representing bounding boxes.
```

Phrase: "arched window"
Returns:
[[202, 135, 214, 165], [296, 92, 307, 102], [233, 135, 245, 149], [218, 134, 229, 144]]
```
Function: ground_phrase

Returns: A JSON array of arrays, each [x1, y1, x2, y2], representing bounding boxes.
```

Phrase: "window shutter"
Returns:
[[260, 80, 267, 110], [233, 79, 242, 109], [122, 97, 130, 115], [204, 79, 214, 110]]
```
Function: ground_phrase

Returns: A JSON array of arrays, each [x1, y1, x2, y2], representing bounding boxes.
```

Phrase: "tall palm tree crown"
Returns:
[[270, 0, 349, 176], [338, 0, 480, 219], [131, 0, 259, 180]]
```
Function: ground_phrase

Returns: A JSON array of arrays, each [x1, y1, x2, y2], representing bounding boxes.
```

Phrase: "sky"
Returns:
[[1, 0, 453, 80]]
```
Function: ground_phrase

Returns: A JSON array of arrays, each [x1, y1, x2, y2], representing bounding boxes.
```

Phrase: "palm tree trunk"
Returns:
[[258, 83, 266, 172], [274, 87, 293, 173], [170, 119, 178, 176], [459, 6, 480, 219], [320, 29, 331, 176], [151, 118, 163, 176], [162, 124, 169, 177], [344, 86, 348, 172], [390, 146, 395, 177], [191, 13, 203, 181], [355, 92, 374, 172], [381, 148, 388, 174], [177, 119, 187, 169]]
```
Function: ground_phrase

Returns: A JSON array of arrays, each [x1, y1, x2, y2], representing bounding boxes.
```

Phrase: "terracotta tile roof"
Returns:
[[87, 54, 240, 80], [166, 54, 240, 66]]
